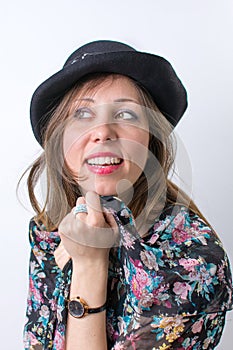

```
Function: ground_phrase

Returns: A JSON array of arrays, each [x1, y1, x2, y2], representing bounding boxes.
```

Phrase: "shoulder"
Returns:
[[28, 217, 60, 252], [147, 205, 229, 267], [149, 205, 221, 248], [143, 205, 233, 314]]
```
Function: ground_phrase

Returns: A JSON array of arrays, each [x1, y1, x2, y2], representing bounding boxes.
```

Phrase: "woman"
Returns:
[[23, 40, 233, 349]]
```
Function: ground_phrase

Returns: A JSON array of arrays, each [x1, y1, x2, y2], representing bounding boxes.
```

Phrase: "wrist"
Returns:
[[72, 255, 109, 274], [70, 260, 108, 305]]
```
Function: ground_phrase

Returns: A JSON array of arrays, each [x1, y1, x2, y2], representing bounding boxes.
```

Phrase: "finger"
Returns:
[[72, 196, 87, 220], [76, 196, 86, 205], [103, 209, 118, 229], [85, 191, 104, 223], [60, 212, 116, 248], [103, 210, 120, 246]]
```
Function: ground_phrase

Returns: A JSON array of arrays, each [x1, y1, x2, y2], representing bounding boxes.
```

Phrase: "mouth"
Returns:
[[87, 156, 122, 166], [85, 153, 124, 175]]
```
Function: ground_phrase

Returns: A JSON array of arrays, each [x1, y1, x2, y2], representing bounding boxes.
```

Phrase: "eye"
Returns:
[[74, 107, 93, 119], [114, 110, 138, 121]]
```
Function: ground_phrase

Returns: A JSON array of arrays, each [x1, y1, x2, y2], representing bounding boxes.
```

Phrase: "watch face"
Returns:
[[68, 299, 85, 318]]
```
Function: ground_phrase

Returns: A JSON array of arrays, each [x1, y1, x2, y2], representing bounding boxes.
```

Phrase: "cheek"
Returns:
[[63, 129, 84, 170], [128, 130, 149, 168]]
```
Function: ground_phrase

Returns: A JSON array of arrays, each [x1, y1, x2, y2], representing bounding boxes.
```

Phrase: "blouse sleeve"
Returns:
[[110, 312, 227, 349], [23, 219, 72, 350], [107, 205, 233, 349]]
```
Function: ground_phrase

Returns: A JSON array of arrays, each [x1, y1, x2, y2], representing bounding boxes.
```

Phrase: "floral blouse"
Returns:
[[23, 200, 233, 350]]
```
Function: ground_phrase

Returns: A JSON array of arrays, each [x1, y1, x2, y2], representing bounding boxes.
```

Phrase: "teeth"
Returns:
[[87, 157, 121, 165]]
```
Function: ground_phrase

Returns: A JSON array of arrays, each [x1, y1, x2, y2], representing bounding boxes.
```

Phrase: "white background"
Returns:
[[0, 0, 232, 348]]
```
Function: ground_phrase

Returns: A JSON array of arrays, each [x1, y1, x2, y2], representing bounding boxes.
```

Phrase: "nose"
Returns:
[[91, 122, 117, 143]]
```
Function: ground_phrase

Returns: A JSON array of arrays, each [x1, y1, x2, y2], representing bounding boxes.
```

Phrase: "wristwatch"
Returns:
[[67, 296, 107, 318]]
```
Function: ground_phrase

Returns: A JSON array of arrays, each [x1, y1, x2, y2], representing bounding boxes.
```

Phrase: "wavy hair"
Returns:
[[18, 73, 208, 232]]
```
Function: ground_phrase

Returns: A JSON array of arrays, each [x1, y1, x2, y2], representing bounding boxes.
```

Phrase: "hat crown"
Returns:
[[64, 40, 135, 67], [31, 39, 188, 146]]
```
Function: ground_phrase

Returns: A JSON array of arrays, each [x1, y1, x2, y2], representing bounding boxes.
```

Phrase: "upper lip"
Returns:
[[85, 152, 123, 161]]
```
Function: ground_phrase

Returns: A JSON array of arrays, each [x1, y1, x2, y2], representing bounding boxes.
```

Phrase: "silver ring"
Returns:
[[73, 204, 88, 215]]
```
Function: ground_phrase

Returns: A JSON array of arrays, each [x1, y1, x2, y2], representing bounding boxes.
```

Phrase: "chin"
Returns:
[[95, 186, 117, 197], [80, 183, 117, 197], [80, 177, 135, 199]]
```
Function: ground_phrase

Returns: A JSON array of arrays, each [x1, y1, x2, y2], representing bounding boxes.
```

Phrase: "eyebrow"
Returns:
[[77, 97, 139, 103], [77, 98, 94, 102], [114, 98, 139, 103]]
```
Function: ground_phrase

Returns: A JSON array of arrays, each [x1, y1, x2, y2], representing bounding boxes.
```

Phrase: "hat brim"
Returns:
[[30, 51, 187, 145]]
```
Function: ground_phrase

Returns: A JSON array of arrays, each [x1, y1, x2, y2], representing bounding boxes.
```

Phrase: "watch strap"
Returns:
[[88, 301, 107, 314]]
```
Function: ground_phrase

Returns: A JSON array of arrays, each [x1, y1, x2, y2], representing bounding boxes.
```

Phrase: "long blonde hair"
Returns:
[[19, 73, 208, 231]]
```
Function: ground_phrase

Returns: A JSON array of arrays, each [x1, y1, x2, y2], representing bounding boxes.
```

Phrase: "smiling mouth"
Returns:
[[85, 156, 124, 175], [86, 156, 123, 166]]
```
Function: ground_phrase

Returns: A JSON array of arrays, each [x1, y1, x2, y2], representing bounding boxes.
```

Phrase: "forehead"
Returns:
[[73, 75, 141, 102]]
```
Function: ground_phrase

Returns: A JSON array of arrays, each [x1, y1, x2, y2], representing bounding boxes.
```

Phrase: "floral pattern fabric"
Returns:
[[24, 202, 233, 349]]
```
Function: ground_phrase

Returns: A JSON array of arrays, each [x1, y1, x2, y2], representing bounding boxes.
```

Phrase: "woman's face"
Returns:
[[63, 76, 149, 196]]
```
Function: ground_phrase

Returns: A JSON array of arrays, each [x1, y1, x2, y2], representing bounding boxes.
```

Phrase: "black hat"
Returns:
[[30, 40, 188, 146]]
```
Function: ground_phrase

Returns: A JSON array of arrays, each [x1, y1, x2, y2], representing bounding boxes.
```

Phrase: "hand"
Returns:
[[58, 191, 118, 263], [54, 241, 71, 270]]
